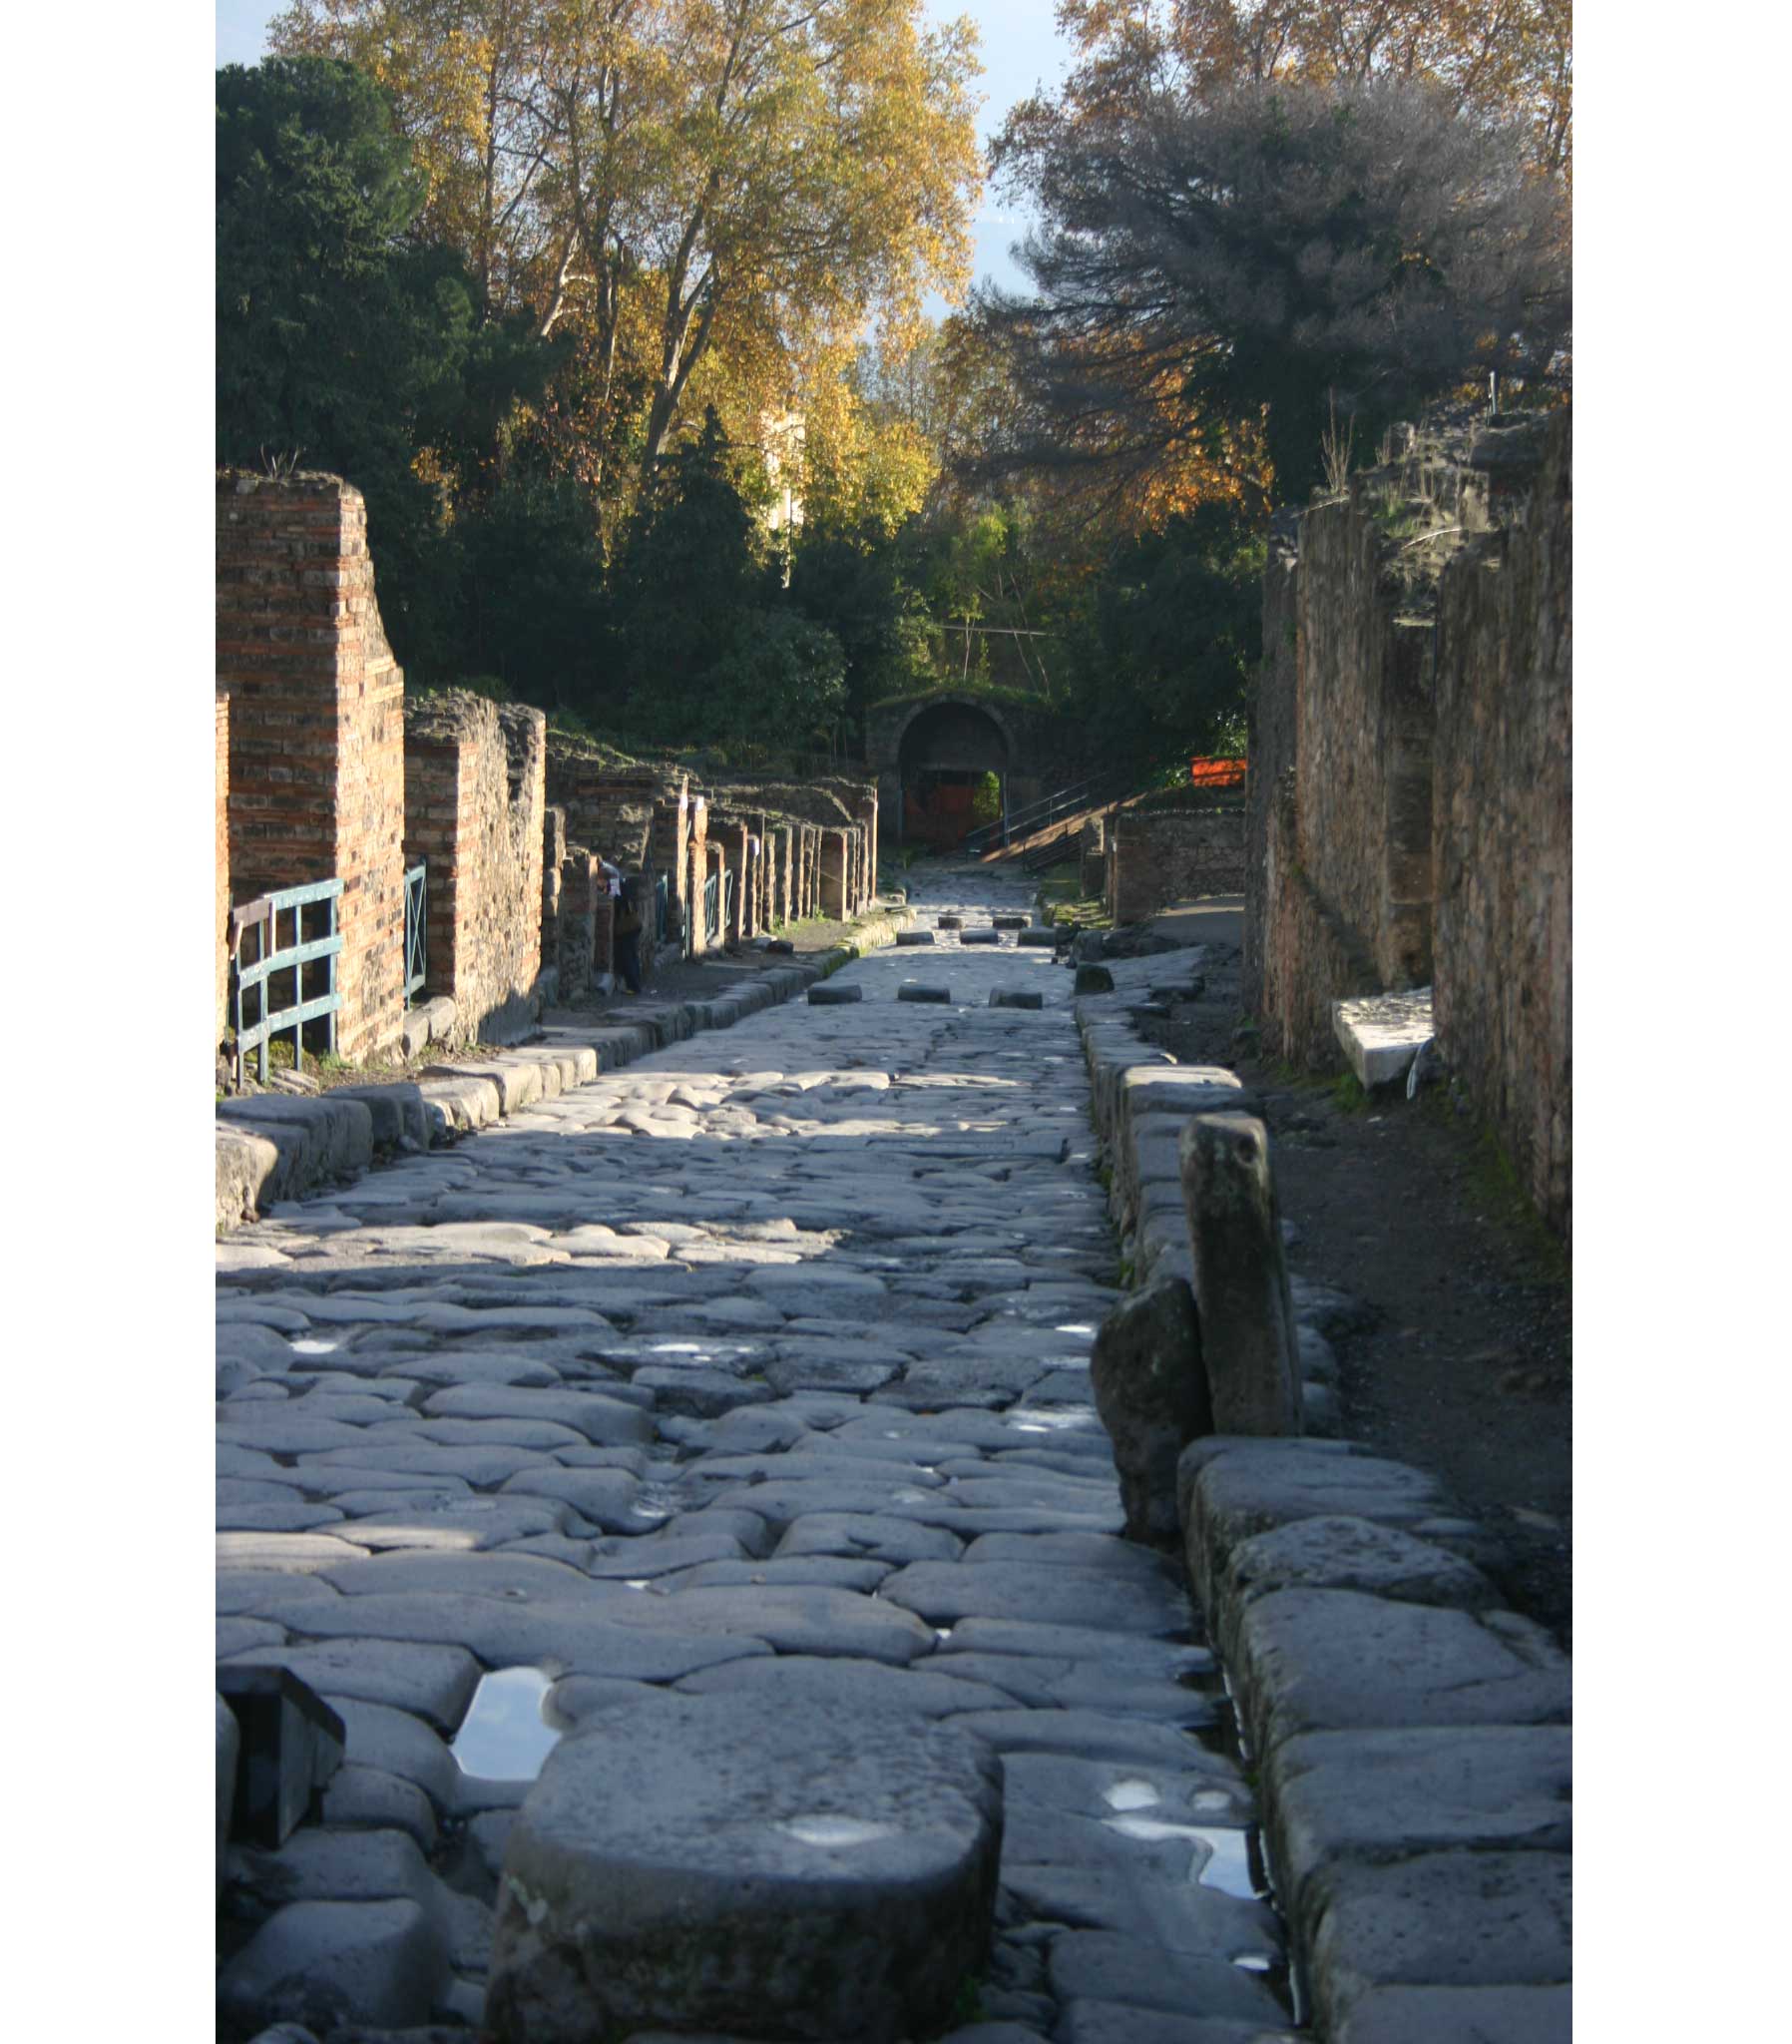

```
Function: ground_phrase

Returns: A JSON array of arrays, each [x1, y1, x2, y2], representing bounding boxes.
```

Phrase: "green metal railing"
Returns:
[[230, 877, 343, 1085], [403, 861, 427, 1006]]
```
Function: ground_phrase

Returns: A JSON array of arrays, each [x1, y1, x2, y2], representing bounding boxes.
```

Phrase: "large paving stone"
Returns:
[[674, 1653, 1019, 1719], [1264, 1726, 1571, 1926], [1232, 1590, 1570, 1758], [879, 1561, 1186, 1637], [221, 1641, 481, 1736], [1303, 1849, 1570, 2034], [485, 1694, 1004, 2044], [1330, 1983, 1570, 2043], [217, 1897, 449, 2034], [1046, 1931, 1288, 2025]]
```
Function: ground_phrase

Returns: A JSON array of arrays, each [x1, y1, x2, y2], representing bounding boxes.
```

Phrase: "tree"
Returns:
[[979, 71, 1569, 502], [273, 0, 985, 499]]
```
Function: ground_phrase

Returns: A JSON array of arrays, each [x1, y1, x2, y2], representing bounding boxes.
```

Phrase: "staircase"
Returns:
[[964, 770, 1151, 870]]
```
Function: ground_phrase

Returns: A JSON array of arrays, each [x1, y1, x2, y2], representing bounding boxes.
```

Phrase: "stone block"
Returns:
[[485, 1694, 1004, 2043], [1087, 1278, 1210, 1546], [899, 986, 953, 1004], [989, 990, 1044, 1010], [1332, 1983, 1570, 2044], [1304, 1849, 1570, 2035], [218, 1665, 347, 1848], [937, 914, 962, 929], [1332, 987, 1434, 1088], [218, 1694, 240, 1895], [1221, 1515, 1499, 1624], [330, 1084, 433, 1153], [218, 1124, 283, 1231], [1231, 1589, 1571, 1760], [991, 914, 1030, 930], [1073, 966, 1114, 994], [219, 1096, 376, 1198], [1018, 928, 1061, 946], [216, 1897, 449, 2035], [1264, 1726, 1571, 1927], [896, 929, 936, 945], [1176, 1116, 1302, 1435], [807, 984, 863, 1005]]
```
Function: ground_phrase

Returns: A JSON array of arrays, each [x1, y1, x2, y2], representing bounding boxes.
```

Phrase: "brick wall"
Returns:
[[216, 472, 405, 1063], [1432, 413, 1571, 1234], [1106, 808, 1246, 923], [216, 691, 231, 1046], [403, 691, 547, 1043]]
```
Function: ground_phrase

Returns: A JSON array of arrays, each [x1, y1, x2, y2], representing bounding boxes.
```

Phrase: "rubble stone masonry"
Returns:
[[1106, 807, 1245, 924], [403, 691, 547, 1043], [1432, 413, 1571, 1235], [216, 473, 405, 1063]]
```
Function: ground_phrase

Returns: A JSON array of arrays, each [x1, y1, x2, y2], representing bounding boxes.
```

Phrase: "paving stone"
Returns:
[[222, 1641, 482, 1735], [486, 1693, 1003, 2044], [775, 1513, 965, 1565], [278, 1591, 774, 1682], [879, 1561, 1187, 1636], [1055, 2001, 1300, 2044], [948, 1711, 1225, 1771], [217, 1898, 449, 2035], [601, 1582, 936, 1664], [1331, 1983, 1570, 2043], [1303, 1849, 1571, 2032], [319, 1765, 440, 1851], [1046, 1931, 1288, 2024], [1219, 1513, 1500, 1627], [224, 1824, 439, 1915], [1265, 1726, 1572, 1926], [1234, 1590, 1569, 1759], [675, 1653, 1021, 1719], [660, 1556, 892, 1594]]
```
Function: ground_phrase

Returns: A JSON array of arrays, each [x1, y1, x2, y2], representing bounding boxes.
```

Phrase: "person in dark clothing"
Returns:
[[613, 872, 645, 994]]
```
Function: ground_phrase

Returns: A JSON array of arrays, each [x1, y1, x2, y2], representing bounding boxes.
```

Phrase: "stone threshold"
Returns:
[[215, 902, 913, 1236], [1077, 960, 1570, 2044]]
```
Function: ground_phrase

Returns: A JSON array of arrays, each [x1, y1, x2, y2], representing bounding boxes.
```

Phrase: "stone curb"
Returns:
[[1076, 984, 1571, 2043], [215, 902, 913, 1234]]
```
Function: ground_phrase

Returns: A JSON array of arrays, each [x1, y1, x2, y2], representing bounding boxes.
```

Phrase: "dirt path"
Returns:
[[1130, 938, 1572, 1651]]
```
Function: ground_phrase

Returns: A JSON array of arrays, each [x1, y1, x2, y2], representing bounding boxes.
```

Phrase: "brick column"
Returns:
[[217, 472, 405, 1063]]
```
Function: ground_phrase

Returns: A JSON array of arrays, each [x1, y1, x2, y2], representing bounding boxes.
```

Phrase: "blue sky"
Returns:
[[215, 0, 1071, 297]]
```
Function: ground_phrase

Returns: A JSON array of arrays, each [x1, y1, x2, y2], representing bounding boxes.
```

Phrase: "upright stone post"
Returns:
[[217, 472, 406, 1063], [820, 828, 849, 920], [542, 806, 567, 968], [725, 823, 748, 944], [686, 798, 708, 957], [1177, 1114, 1303, 1434], [854, 787, 879, 899]]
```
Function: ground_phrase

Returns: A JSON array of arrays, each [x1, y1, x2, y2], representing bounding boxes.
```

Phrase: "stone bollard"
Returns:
[[485, 1694, 1004, 2044], [1089, 1276, 1212, 1546], [1177, 1114, 1304, 1435]]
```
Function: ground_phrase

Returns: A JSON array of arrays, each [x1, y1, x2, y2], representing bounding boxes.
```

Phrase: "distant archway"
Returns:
[[896, 699, 1011, 848]]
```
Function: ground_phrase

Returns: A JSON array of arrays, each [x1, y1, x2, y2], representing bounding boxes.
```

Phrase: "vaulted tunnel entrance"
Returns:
[[897, 701, 1009, 849]]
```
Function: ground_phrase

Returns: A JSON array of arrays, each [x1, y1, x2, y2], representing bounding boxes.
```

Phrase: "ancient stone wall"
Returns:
[[1244, 408, 1570, 1228], [216, 472, 406, 1063], [1106, 808, 1246, 924], [686, 799, 709, 957], [1432, 413, 1572, 1234], [216, 691, 231, 1045], [403, 691, 547, 1043]]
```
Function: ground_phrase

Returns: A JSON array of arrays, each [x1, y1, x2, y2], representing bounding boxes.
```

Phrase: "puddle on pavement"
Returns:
[[450, 1666, 563, 1781], [1100, 1814, 1261, 1901]]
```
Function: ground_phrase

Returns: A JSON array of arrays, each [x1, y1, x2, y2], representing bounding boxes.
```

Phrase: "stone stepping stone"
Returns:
[[896, 930, 937, 945], [485, 1692, 1004, 2044], [938, 915, 964, 929], [990, 989, 1045, 1010], [1019, 928, 1060, 946], [960, 929, 1002, 945], [992, 914, 1031, 930], [898, 985, 953, 1003], [808, 983, 864, 1005]]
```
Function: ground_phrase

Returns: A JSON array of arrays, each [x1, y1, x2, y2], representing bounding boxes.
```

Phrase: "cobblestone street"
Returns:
[[217, 870, 1299, 2042]]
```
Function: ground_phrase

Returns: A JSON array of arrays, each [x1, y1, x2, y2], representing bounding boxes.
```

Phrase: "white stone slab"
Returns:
[[1332, 988, 1434, 1088]]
